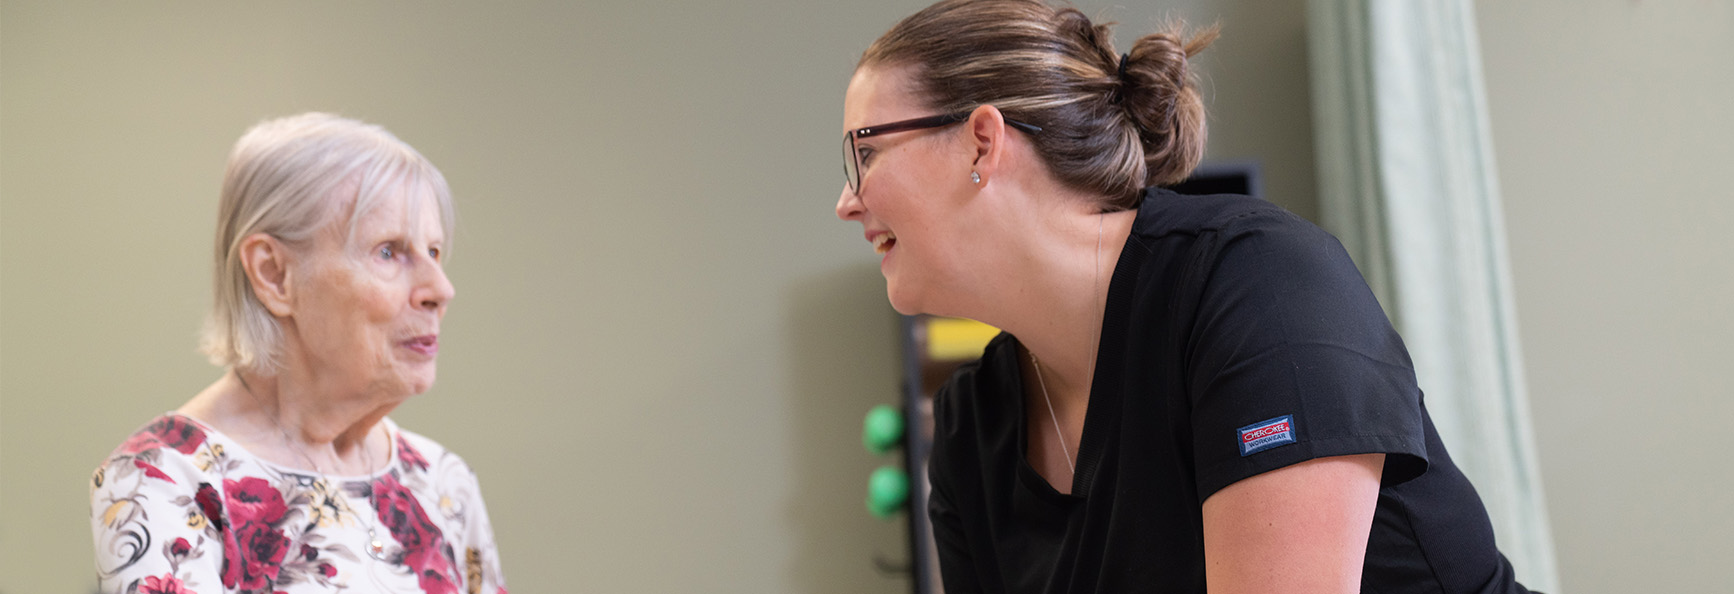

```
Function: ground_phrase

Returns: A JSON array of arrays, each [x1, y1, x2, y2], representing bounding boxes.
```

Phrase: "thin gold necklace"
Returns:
[[236, 371, 390, 561], [1028, 212, 1105, 479], [1029, 354, 1074, 474]]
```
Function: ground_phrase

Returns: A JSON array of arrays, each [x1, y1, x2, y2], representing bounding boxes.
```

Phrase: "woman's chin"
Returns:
[[394, 365, 437, 397], [890, 300, 921, 316], [413, 374, 437, 395], [885, 281, 925, 316]]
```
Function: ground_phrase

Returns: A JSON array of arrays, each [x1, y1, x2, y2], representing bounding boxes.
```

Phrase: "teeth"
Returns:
[[872, 232, 896, 254]]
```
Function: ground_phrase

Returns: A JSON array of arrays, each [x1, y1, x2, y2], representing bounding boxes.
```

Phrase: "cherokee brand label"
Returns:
[[1237, 415, 1296, 456]]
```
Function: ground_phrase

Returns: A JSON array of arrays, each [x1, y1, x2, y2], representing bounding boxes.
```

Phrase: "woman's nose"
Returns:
[[416, 259, 456, 313], [836, 185, 864, 221]]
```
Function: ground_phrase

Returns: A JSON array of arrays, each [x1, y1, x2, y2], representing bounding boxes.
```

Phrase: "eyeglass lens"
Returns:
[[842, 131, 860, 195]]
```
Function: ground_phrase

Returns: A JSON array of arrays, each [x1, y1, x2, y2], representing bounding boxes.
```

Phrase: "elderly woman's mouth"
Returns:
[[400, 335, 439, 356]]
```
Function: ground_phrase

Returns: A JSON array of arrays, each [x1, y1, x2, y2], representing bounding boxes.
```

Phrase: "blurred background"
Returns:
[[1, 1, 1727, 592]]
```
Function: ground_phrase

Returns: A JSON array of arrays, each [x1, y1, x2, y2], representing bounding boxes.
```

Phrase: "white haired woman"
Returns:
[[89, 113, 506, 594]]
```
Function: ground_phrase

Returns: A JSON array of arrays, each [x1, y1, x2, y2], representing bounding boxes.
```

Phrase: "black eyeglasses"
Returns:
[[842, 111, 1042, 195]]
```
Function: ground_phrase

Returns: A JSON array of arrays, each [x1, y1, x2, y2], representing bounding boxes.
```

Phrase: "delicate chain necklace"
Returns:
[[1029, 354, 1075, 474], [236, 371, 390, 561], [1028, 213, 1106, 479]]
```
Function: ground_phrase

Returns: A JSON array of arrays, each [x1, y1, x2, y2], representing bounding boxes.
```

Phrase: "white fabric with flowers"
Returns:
[[90, 414, 507, 594]]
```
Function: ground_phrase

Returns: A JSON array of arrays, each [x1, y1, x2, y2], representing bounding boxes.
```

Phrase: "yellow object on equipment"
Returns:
[[924, 317, 1001, 361]]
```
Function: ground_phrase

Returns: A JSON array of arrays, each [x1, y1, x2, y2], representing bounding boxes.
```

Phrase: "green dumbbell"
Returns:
[[866, 465, 910, 519], [862, 404, 904, 455]]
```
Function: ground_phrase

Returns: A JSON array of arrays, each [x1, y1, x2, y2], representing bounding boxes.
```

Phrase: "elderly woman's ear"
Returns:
[[239, 232, 295, 317]]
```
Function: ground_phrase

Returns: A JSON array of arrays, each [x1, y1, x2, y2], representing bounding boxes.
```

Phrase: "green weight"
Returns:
[[862, 404, 905, 455], [865, 465, 910, 519]]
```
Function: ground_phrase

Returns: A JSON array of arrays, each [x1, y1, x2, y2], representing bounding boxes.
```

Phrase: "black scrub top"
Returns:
[[927, 189, 1535, 594]]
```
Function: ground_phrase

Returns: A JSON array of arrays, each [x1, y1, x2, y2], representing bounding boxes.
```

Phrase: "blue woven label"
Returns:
[[1237, 415, 1296, 456]]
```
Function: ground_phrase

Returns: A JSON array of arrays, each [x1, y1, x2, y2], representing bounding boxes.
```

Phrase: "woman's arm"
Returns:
[[1201, 453, 1385, 594]]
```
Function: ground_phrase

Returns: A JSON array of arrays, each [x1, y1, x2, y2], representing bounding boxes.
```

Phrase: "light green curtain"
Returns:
[[1308, 0, 1559, 590]]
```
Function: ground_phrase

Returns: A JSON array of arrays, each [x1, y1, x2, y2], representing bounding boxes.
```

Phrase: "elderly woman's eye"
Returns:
[[427, 247, 441, 261], [378, 245, 395, 260]]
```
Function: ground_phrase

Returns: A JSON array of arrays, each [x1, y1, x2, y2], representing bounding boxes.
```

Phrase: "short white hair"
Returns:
[[200, 112, 454, 374]]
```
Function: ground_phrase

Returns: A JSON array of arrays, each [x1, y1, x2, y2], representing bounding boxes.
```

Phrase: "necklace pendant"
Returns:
[[367, 528, 387, 560]]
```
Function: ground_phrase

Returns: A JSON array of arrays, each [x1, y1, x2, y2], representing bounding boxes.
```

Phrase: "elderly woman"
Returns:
[[90, 113, 506, 593], [835, 1, 1536, 593]]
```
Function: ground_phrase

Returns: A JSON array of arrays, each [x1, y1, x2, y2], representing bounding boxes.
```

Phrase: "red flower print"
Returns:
[[397, 434, 430, 472], [371, 473, 461, 593], [170, 537, 192, 559], [300, 544, 318, 562], [319, 562, 337, 578], [213, 478, 291, 591], [134, 459, 176, 483], [138, 573, 196, 594], [372, 473, 442, 550], [220, 527, 239, 580], [118, 416, 208, 456], [195, 483, 225, 531], [404, 546, 460, 594], [221, 520, 290, 590], [223, 477, 287, 525]]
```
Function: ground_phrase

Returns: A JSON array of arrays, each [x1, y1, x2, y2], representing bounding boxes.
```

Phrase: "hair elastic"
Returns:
[[1110, 53, 1131, 104]]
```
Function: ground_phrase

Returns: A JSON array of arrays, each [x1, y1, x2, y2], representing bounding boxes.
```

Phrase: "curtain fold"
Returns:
[[1307, 1, 1559, 590]]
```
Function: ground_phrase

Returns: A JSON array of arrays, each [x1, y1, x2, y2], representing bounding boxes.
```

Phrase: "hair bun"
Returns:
[[1122, 25, 1218, 186], [858, 0, 1216, 210]]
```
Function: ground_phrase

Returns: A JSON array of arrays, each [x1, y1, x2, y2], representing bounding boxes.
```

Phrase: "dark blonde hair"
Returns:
[[861, 0, 1216, 210]]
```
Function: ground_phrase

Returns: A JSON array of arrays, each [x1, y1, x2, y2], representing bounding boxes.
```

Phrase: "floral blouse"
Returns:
[[90, 414, 507, 594]]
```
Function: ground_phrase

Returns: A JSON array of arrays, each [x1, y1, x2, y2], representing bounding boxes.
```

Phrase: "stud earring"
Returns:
[[971, 171, 981, 184]]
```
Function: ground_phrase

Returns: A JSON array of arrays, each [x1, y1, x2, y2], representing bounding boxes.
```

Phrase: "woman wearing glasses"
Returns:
[[834, 1, 1536, 593]]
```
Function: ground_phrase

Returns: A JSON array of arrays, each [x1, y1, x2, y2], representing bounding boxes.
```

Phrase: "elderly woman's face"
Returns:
[[292, 188, 452, 398]]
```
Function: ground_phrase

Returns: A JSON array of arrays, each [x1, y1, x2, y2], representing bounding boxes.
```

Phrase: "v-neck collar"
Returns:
[[1005, 195, 1156, 501]]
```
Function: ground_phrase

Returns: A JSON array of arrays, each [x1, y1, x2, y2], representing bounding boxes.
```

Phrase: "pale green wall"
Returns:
[[1476, 1, 1734, 592], [0, 1, 1316, 592]]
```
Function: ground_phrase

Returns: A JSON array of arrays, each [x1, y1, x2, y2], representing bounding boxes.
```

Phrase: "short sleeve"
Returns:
[[90, 419, 227, 593], [452, 466, 509, 594], [927, 473, 985, 594], [396, 428, 509, 594], [1185, 212, 1429, 502], [926, 378, 986, 594]]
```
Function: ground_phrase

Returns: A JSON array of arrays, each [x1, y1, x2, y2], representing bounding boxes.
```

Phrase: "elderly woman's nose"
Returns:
[[416, 260, 456, 311]]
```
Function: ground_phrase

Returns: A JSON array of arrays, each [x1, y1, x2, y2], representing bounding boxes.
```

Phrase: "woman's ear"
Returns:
[[239, 233, 295, 317], [966, 104, 1008, 187]]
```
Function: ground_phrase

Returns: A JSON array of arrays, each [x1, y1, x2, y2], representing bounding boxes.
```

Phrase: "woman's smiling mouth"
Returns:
[[872, 230, 898, 254]]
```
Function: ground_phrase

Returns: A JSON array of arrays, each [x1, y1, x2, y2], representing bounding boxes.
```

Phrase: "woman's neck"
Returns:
[[255, 368, 389, 448], [968, 199, 1137, 403], [181, 368, 392, 475]]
